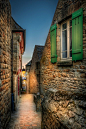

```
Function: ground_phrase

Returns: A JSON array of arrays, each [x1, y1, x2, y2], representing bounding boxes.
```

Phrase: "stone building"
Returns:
[[29, 45, 44, 94], [26, 60, 32, 72], [0, 0, 11, 128], [40, 0, 86, 128], [11, 17, 26, 110], [0, 0, 26, 128], [25, 60, 32, 94]]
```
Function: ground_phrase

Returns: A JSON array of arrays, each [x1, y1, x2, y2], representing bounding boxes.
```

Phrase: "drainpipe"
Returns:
[[38, 67, 41, 93], [21, 56, 22, 95], [11, 32, 14, 112]]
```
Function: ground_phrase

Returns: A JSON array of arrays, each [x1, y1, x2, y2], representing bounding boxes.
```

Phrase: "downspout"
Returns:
[[21, 56, 22, 95], [11, 32, 14, 112], [29, 68, 30, 93], [39, 64, 40, 93]]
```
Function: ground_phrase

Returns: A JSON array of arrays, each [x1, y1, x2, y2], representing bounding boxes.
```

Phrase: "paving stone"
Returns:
[[7, 94, 41, 129]]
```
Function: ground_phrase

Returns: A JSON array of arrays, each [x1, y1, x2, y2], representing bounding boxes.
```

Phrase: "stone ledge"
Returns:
[[57, 60, 73, 66], [45, 88, 86, 101]]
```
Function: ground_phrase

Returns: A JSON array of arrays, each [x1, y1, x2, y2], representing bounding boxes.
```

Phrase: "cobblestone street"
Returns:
[[7, 94, 41, 129]]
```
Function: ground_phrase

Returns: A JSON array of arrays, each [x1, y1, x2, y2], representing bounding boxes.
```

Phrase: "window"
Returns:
[[61, 19, 72, 59], [36, 62, 40, 69]]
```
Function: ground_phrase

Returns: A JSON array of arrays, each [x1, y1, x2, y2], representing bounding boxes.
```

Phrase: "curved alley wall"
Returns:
[[42, 88, 86, 129], [0, 0, 11, 128], [40, 0, 86, 128]]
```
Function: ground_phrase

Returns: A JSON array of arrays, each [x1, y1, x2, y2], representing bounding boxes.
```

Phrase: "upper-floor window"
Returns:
[[61, 19, 72, 59]]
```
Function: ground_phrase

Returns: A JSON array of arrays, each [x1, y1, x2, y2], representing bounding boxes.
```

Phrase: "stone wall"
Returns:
[[26, 73, 29, 94], [40, 0, 86, 128], [13, 74, 18, 109], [0, 0, 11, 128], [13, 32, 20, 72], [29, 45, 44, 94], [12, 32, 22, 109], [29, 46, 39, 94], [42, 88, 86, 129], [26, 65, 31, 72]]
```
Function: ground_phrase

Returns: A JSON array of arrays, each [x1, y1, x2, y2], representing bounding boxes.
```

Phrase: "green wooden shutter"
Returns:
[[72, 8, 83, 61], [50, 24, 57, 63]]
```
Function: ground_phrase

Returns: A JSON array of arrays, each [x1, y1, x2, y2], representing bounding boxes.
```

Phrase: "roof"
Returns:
[[26, 60, 32, 66], [35, 45, 44, 61], [11, 17, 23, 30], [11, 17, 26, 53]]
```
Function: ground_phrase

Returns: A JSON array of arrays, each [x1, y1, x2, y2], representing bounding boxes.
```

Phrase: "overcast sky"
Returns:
[[9, 0, 58, 67]]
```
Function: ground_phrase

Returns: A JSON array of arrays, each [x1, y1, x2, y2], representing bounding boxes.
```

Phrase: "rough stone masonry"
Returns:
[[40, 0, 86, 128], [29, 45, 44, 94], [0, 0, 11, 128]]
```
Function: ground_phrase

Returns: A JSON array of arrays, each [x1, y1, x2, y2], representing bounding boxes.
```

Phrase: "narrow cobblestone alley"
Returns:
[[7, 94, 41, 129]]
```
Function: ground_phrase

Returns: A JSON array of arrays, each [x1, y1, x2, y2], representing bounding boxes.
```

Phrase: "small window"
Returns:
[[36, 62, 40, 69], [61, 19, 72, 60]]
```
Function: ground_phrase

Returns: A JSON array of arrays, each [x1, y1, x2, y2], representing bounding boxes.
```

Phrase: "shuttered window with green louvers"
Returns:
[[50, 24, 57, 63], [72, 8, 83, 61]]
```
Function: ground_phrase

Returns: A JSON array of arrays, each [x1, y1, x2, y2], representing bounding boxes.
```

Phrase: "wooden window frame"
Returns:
[[61, 18, 72, 61]]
